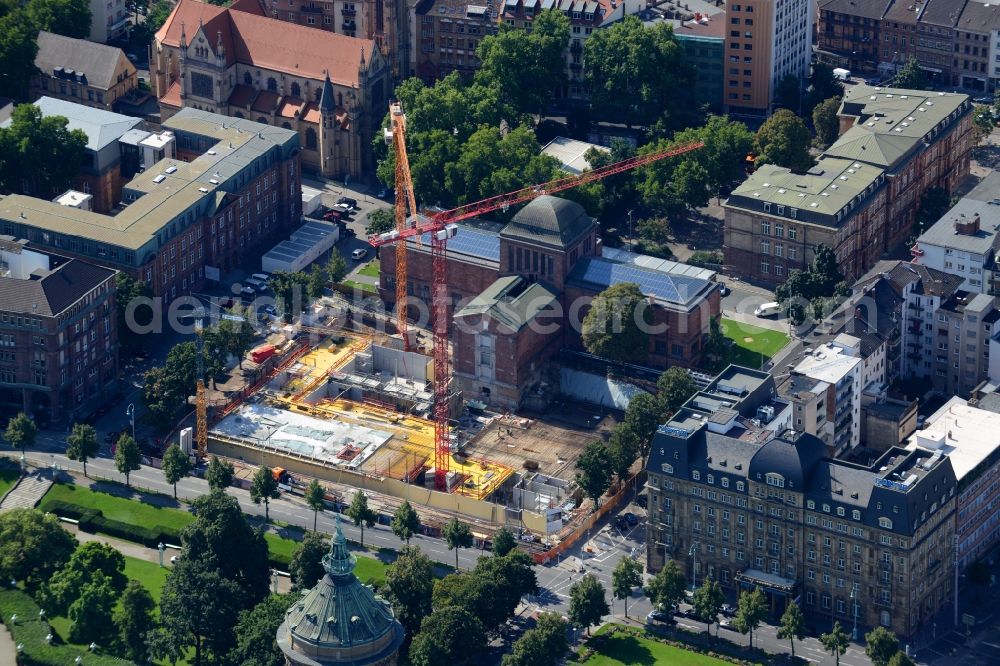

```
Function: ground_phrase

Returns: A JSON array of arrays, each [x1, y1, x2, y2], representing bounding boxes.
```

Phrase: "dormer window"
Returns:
[[807, 500, 815, 509], [661, 463, 674, 475], [707, 474, 714, 484], [852, 510, 861, 521], [765, 473, 785, 488], [879, 517, 893, 529]]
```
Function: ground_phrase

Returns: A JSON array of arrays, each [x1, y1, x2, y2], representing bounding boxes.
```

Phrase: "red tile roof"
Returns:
[[161, 80, 182, 108], [227, 83, 255, 107], [301, 103, 321, 124], [156, 0, 376, 87], [251, 89, 279, 113], [277, 98, 304, 119]]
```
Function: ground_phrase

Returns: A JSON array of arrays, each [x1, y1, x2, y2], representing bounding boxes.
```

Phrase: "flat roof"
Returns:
[[907, 397, 1000, 481], [540, 136, 608, 175], [794, 342, 861, 383], [916, 198, 1000, 254], [0, 97, 142, 152]]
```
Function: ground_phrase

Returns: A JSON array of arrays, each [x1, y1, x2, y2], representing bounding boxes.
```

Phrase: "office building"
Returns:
[[414, 0, 499, 83], [0, 110, 301, 302], [646, 365, 958, 638], [0, 238, 118, 426], [724, 85, 972, 285], [722, 0, 815, 117]]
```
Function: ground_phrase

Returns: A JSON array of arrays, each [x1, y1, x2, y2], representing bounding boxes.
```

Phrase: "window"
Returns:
[[879, 517, 893, 529], [661, 463, 673, 474], [692, 470, 701, 481]]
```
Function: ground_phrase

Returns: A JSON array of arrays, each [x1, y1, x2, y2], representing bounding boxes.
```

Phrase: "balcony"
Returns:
[[342, 6, 356, 14], [300, 3, 323, 13]]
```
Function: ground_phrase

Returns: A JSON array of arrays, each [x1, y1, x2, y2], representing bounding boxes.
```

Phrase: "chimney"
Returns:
[[954, 213, 981, 235]]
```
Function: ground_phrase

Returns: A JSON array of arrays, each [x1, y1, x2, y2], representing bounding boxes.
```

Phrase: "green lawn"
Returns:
[[720, 318, 790, 369], [582, 626, 731, 666], [123, 555, 169, 604], [265, 531, 388, 586], [0, 465, 19, 499], [357, 259, 380, 278], [342, 279, 377, 294], [40, 482, 195, 532]]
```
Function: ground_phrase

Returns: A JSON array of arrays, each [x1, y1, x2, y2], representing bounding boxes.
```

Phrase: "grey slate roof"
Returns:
[[34, 31, 131, 90], [748, 431, 825, 492], [0, 248, 116, 317], [501, 195, 596, 248]]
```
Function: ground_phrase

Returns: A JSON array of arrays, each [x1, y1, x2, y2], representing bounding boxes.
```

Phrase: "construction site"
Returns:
[[187, 102, 704, 549]]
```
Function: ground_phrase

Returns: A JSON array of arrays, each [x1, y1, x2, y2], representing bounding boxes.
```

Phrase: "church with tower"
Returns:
[[151, 0, 388, 179]]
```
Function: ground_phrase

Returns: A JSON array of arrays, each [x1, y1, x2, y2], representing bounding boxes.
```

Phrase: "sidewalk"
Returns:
[[722, 309, 793, 334], [0, 623, 14, 664]]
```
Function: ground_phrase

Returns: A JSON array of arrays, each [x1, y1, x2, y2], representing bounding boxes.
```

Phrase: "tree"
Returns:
[[492, 525, 516, 556], [973, 105, 995, 143], [408, 606, 486, 666], [0, 508, 75, 589], [365, 208, 395, 235], [304, 479, 326, 531], [162, 443, 192, 499], [0, 12, 39, 101], [474, 9, 570, 115], [391, 500, 421, 544], [755, 109, 814, 172], [777, 600, 807, 657], [734, 586, 767, 650], [865, 626, 901, 666], [289, 531, 328, 591], [894, 57, 928, 90], [443, 517, 473, 571], [701, 316, 729, 373], [502, 612, 569, 666], [0, 104, 88, 195], [775, 73, 801, 114], [915, 186, 951, 236], [384, 545, 434, 636], [821, 621, 851, 666], [115, 272, 154, 349], [182, 490, 271, 607], [4, 411, 36, 455], [65, 422, 98, 478], [888, 651, 917, 666], [568, 573, 609, 635], [472, 550, 538, 629], [657, 367, 697, 415], [229, 594, 295, 666], [623, 391, 662, 467], [67, 571, 119, 644], [776, 243, 846, 305], [306, 263, 327, 300], [691, 578, 725, 634], [26, 0, 92, 38], [805, 64, 844, 116], [155, 551, 244, 666], [114, 434, 141, 488], [115, 580, 156, 664], [575, 441, 613, 509], [583, 16, 697, 131], [143, 341, 199, 426], [813, 96, 843, 148], [645, 559, 687, 612], [42, 541, 127, 616], [607, 427, 639, 488], [611, 557, 643, 619], [206, 456, 235, 490], [326, 248, 348, 285], [250, 465, 280, 521], [581, 282, 649, 363], [346, 490, 377, 546]]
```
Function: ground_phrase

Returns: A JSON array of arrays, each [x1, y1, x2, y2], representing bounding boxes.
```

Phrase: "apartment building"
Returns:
[[722, 0, 815, 118], [818, 0, 1000, 92], [0, 110, 301, 302], [723, 85, 972, 285], [911, 171, 1000, 294], [646, 365, 958, 638], [498, 0, 643, 101], [231, 0, 414, 81], [0, 238, 118, 426], [413, 0, 499, 83], [31, 32, 138, 112], [89, 0, 131, 44], [908, 397, 1000, 572], [671, 11, 726, 113], [152, 0, 388, 180]]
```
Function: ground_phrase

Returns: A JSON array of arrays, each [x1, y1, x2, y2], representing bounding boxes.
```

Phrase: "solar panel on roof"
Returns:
[[411, 227, 500, 261], [570, 257, 708, 305]]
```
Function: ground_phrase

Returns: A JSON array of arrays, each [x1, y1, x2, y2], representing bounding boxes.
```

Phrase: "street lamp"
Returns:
[[126, 403, 135, 442], [850, 583, 859, 640], [689, 543, 699, 591], [158, 542, 165, 568]]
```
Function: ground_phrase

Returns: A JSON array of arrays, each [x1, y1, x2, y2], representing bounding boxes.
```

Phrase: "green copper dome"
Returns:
[[278, 516, 405, 666]]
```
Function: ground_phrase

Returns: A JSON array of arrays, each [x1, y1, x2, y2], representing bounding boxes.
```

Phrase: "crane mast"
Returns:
[[375, 100, 704, 490]]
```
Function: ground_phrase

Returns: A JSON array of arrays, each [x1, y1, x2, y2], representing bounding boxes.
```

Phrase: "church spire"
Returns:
[[319, 71, 335, 113]]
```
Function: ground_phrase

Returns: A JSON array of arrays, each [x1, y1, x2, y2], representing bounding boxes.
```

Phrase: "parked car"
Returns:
[[331, 203, 353, 216], [624, 512, 639, 526], [646, 609, 674, 625], [337, 196, 359, 210], [718, 283, 731, 297], [250, 273, 271, 283], [719, 616, 734, 630], [377, 188, 388, 198], [753, 301, 782, 318], [351, 248, 368, 261], [721, 603, 736, 617]]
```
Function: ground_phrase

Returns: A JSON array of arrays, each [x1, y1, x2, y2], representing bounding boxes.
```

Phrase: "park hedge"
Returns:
[[43, 500, 183, 548]]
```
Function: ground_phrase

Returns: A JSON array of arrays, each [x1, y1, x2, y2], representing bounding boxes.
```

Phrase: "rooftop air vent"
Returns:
[[165, 165, 177, 174], [152, 174, 166, 184]]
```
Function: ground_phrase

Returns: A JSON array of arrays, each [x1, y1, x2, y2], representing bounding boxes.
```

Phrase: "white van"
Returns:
[[754, 302, 782, 318]]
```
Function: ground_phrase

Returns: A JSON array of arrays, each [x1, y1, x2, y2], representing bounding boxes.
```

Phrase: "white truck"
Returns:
[[833, 67, 852, 82]]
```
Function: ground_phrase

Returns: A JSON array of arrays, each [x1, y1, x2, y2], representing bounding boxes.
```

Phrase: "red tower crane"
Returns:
[[372, 118, 704, 490]]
